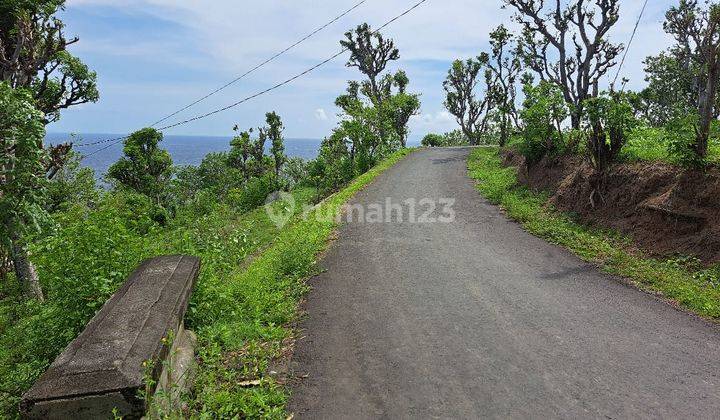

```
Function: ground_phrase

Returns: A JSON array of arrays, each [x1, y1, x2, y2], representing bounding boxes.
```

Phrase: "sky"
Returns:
[[53, 0, 679, 140]]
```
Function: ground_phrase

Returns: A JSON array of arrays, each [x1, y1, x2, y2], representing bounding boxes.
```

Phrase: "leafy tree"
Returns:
[[335, 81, 388, 163], [505, 0, 623, 128], [641, 52, 701, 125], [341, 22, 399, 106], [583, 91, 638, 172], [519, 81, 568, 163], [1, 0, 98, 299], [487, 25, 522, 146], [340, 24, 420, 147], [336, 117, 380, 174], [311, 131, 353, 192], [0, 83, 47, 300], [229, 126, 272, 181], [383, 71, 421, 147], [229, 128, 253, 181], [641, 1, 720, 165], [264, 111, 286, 179], [46, 150, 98, 212], [107, 128, 173, 203], [0, 0, 99, 122], [308, 23, 419, 193], [443, 55, 494, 145], [664, 0, 720, 162]]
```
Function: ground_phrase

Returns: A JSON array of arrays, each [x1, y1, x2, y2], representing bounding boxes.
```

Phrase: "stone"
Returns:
[[20, 255, 200, 419], [151, 324, 198, 415]]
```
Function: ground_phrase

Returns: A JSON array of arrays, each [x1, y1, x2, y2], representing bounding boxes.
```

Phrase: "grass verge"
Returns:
[[0, 187, 318, 417], [182, 148, 413, 418], [468, 147, 720, 319]]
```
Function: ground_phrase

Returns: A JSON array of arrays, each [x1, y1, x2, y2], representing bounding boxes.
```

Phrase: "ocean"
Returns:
[[46, 133, 324, 177]]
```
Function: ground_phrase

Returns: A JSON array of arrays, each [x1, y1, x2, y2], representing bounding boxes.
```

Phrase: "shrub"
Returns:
[[422, 131, 471, 147], [228, 174, 276, 213], [101, 190, 169, 233], [308, 134, 355, 194], [518, 81, 568, 163], [422, 133, 444, 147], [665, 112, 707, 168], [46, 151, 98, 212], [442, 129, 471, 146], [282, 157, 309, 188], [583, 91, 638, 171]]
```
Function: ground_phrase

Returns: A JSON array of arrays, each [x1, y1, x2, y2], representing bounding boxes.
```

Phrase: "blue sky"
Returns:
[[53, 0, 678, 140]]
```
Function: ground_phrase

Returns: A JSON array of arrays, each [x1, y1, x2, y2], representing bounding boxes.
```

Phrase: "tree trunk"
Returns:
[[570, 109, 581, 130], [696, 55, 719, 160], [460, 122, 475, 146], [499, 117, 508, 147], [10, 231, 44, 301]]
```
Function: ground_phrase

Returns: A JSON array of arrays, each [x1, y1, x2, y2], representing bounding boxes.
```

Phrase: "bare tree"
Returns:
[[505, 0, 623, 128], [443, 55, 494, 145]]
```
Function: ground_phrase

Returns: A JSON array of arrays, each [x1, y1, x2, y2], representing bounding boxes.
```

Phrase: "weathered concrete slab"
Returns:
[[21, 255, 200, 419]]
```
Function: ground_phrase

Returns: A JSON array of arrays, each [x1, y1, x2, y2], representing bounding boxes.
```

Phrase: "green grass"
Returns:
[[170, 148, 414, 418], [468, 147, 720, 319], [620, 126, 720, 165], [0, 148, 413, 418], [0, 187, 319, 417]]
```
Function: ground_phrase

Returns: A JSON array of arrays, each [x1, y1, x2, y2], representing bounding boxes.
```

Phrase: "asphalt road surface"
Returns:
[[289, 147, 720, 419]]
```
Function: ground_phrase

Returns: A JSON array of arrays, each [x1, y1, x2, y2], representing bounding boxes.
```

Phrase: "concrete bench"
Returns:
[[20, 255, 201, 419]]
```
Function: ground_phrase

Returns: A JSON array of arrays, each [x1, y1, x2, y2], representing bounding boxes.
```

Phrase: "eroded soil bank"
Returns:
[[502, 150, 720, 265]]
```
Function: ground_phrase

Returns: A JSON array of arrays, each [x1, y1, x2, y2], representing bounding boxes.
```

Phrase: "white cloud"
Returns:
[[315, 108, 329, 121], [57, 0, 680, 138], [409, 110, 456, 134]]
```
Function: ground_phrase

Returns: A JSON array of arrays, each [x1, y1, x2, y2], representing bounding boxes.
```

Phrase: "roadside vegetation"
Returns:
[[444, 0, 720, 168], [188, 148, 412, 417], [469, 148, 720, 318], [421, 130, 471, 147], [453, 0, 720, 321], [0, 1, 419, 416]]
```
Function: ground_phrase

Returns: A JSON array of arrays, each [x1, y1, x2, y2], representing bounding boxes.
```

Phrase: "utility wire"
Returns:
[[612, 0, 649, 88], [81, 0, 429, 159], [75, 0, 367, 149], [149, 0, 367, 128]]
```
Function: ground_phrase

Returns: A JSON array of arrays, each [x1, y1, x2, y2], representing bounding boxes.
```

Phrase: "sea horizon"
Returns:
[[46, 132, 325, 177], [47, 132, 423, 178]]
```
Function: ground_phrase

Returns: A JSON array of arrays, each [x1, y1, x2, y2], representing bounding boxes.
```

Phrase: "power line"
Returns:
[[81, 0, 429, 159], [149, 0, 367, 128], [75, 0, 367, 149], [612, 0, 649, 88]]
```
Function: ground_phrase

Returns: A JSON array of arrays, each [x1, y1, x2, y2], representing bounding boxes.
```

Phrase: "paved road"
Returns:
[[289, 147, 720, 419]]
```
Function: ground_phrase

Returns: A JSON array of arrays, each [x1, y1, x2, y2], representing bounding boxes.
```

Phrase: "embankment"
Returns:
[[503, 150, 720, 265]]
